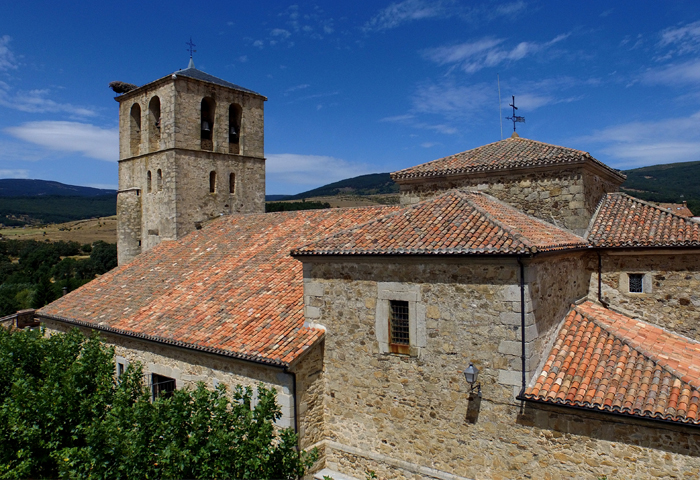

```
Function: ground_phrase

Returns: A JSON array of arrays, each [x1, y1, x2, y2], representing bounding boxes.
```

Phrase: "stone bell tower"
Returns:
[[114, 58, 267, 265]]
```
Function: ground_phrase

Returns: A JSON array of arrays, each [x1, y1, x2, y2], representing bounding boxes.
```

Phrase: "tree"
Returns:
[[0, 328, 317, 479]]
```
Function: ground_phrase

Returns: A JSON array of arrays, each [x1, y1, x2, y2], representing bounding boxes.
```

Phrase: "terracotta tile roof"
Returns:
[[38, 207, 395, 366], [587, 193, 700, 248], [292, 191, 587, 256], [658, 202, 694, 218], [523, 301, 700, 425], [390, 136, 625, 181]]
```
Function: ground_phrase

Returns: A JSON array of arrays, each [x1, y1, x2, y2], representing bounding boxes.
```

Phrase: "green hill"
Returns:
[[621, 161, 700, 215], [283, 173, 398, 200], [0, 195, 117, 226]]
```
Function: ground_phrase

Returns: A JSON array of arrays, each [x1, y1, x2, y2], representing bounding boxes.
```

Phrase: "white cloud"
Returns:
[[5, 121, 118, 162], [364, 0, 450, 31], [411, 81, 492, 116], [0, 35, 17, 71], [285, 83, 311, 95], [641, 59, 700, 86], [422, 33, 569, 73], [659, 20, 700, 56], [0, 169, 28, 178], [380, 114, 415, 123], [271, 28, 291, 39], [0, 83, 96, 116], [266, 153, 372, 186], [576, 112, 700, 168]]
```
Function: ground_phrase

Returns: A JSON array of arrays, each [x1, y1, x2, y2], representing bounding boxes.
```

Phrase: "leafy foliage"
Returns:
[[0, 328, 317, 479], [0, 239, 118, 315], [266, 201, 331, 212]]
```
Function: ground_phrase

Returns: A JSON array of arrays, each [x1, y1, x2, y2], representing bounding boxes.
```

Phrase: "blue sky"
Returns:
[[1, 1, 700, 194]]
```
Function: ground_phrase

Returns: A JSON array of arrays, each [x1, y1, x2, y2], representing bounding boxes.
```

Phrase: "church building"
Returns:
[[32, 64, 700, 479]]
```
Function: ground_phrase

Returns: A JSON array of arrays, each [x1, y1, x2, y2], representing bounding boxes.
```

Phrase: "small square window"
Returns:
[[629, 274, 644, 293], [389, 300, 410, 354], [151, 373, 176, 401]]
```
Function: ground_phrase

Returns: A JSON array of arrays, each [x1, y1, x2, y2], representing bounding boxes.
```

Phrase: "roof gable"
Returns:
[[523, 301, 700, 425], [587, 193, 700, 248], [175, 67, 265, 98], [391, 136, 625, 182], [292, 191, 586, 256], [38, 207, 396, 366]]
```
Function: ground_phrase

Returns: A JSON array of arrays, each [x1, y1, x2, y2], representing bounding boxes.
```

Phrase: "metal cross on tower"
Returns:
[[505, 95, 525, 132], [186, 37, 197, 58]]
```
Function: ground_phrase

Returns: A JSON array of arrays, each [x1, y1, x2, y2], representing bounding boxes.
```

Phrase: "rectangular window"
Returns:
[[629, 274, 644, 293], [151, 373, 176, 401], [389, 300, 410, 354], [117, 362, 125, 378]]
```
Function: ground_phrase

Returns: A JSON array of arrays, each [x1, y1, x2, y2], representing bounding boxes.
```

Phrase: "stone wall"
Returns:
[[116, 73, 266, 264], [397, 165, 621, 235], [590, 250, 700, 341], [39, 318, 320, 436], [302, 255, 700, 479], [116, 188, 142, 265]]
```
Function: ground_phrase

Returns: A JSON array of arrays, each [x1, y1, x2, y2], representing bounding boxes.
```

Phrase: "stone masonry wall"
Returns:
[[303, 256, 700, 480], [40, 318, 322, 438], [116, 189, 142, 265], [398, 165, 621, 235], [590, 251, 700, 341]]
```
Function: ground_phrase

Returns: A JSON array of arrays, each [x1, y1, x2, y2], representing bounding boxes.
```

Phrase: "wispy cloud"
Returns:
[[266, 153, 372, 187], [641, 59, 700, 86], [0, 36, 18, 71], [659, 20, 700, 57], [422, 33, 569, 73], [576, 112, 700, 168], [363, 0, 527, 32], [279, 5, 334, 39], [411, 80, 493, 117], [284, 84, 311, 95], [0, 169, 28, 178], [0, 83, 96, 117], [5, 121, 118, 162]]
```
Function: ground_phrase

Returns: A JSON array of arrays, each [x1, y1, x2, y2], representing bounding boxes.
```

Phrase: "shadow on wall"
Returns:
[[518, 403, 700, 458]]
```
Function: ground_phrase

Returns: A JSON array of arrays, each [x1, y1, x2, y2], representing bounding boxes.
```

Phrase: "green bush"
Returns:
[[0, 328, 317, 479]]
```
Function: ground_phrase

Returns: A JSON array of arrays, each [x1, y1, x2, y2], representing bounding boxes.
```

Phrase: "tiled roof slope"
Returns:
[[175, 66, 264, 97], [523, 301, 700, 425], [391, 136, 625, 181], [657, 202, 694, 218], [292, 191, 587, 256], [587, 193, 700, 248], [38, 207, 395, 366]]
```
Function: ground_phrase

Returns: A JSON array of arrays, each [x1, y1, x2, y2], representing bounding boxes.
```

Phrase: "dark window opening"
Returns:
[[152, 373, 176, 401], [201, 97, 215, 151], [229, 173, 235, 194], [209, 171, 217, 193], [146, 170, 152, 193], [228, 104, 242, 154], [629, 274, 644, 293], [117, 362, 125, 378], [130, 103, 141, 156], [148, 96, 161, 151], [157, 169, 163, 192], [389, 300, 410, 354]]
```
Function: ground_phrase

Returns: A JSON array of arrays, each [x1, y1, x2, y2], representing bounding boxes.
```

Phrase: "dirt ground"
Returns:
[[0, 216, 117, 244]]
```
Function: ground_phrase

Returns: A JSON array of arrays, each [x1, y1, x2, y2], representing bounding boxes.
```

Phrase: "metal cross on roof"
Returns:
[[505, 95, 526, 132], [186, 37, 197, 58]]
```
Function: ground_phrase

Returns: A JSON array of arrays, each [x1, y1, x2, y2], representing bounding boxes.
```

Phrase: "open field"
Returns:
[[0, 216, 117, 244]]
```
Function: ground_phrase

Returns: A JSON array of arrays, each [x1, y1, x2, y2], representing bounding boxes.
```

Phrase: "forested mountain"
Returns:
[[621, 161, 700, 215]]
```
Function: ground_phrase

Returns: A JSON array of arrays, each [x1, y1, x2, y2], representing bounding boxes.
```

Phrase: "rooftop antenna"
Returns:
[[506, 95, 525, 134], [498, 74, 503, 140], [186, 37, 197, 68]]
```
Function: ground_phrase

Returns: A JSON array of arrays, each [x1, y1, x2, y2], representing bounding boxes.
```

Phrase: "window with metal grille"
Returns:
[[629, 274, 644, 293], [151, 373, 176, 401], [389, 300, 410, 354]]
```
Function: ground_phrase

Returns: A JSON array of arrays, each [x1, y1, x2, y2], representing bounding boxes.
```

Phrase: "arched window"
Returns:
[[147, 170, 152, 193], [209, 171, 217, 193], [148, 96, 161, 151], [130, 103, 141, 156], [201, 97, 215, 151], [229, 173, 235, 194], [157, 169, 163, 192], [228, 104, 242, 154]]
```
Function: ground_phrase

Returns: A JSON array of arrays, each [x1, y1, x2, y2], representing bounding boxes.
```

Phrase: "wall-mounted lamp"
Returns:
[[463, 363, 481, 397]]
